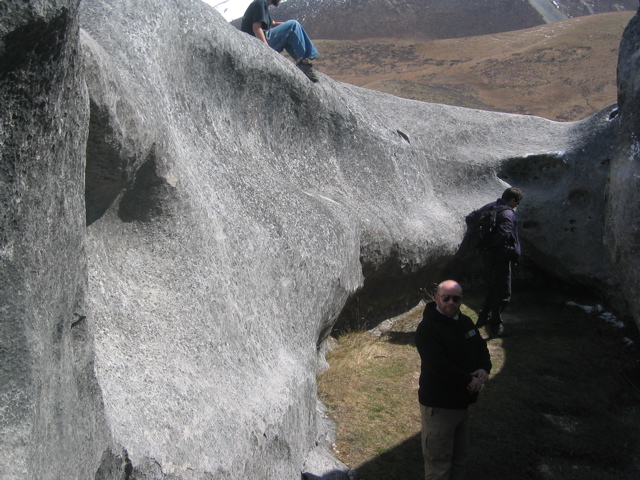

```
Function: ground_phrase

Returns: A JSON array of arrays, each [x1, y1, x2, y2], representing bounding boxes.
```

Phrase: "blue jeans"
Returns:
[[266, 20, 318, 62]]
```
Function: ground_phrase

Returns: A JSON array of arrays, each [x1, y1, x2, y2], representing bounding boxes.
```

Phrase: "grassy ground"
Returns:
[[318, 286, 640, 480]]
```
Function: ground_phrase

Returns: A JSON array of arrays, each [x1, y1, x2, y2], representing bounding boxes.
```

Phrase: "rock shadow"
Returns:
[[85, 101, 129, 225], [351, 434, 423, 480], [85, 99, 178, 225], [118, 149, 178, 223]]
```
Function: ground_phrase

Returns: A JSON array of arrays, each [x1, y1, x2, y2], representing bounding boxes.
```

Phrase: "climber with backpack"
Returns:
[[465, 187, 523, 338]]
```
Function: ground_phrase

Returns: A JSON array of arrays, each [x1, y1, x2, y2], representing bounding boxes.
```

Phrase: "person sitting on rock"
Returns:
[[240, 0, 320, 83]]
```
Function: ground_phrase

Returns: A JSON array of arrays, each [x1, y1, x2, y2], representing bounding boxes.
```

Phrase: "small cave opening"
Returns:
[[84, 101, 177, 226], [84, 101, 128, 226], [117, 149, 178, 223]]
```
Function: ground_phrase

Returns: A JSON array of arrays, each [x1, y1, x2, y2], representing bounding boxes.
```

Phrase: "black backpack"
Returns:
[[465, 205, 509, 249]]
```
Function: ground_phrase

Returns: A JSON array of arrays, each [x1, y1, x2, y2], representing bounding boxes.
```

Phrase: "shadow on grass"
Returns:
[[385, 331, 416, 347], [355, 433, 423, 480], [352, 289, 640, 480]]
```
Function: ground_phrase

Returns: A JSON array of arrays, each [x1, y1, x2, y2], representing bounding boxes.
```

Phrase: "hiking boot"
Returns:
[[489, 324, 509, 339], [296, 58, 319, 82]]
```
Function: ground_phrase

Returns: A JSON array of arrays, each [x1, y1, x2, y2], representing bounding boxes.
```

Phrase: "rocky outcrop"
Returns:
[[0, 1, 111, 479], [607, 8, 640, 333], [1, 0, 638, 479]]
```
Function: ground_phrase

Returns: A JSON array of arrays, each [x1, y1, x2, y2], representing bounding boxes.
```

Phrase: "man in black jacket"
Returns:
[[416, 280, 492, 480], [473, 187, 523, 338]]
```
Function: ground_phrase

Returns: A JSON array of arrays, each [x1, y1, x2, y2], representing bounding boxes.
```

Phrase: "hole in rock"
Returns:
[[85, 102, 128, 226]]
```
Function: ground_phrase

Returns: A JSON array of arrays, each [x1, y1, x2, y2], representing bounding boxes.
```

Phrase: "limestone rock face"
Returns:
[[1, 0, 638, 479], [500, 109, 619, 291], [608, 8, 640, 328], [0, 1, 110, 479]]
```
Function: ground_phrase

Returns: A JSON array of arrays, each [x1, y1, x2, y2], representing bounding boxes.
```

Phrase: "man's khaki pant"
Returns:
[[420, 405, 470, 480]]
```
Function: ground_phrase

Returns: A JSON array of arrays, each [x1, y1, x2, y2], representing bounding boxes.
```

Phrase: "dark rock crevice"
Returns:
[[118, 146, 179, 223], [0, 10, 70, 83], [333, 245, 453, 333], [85, 101, 129, 225]]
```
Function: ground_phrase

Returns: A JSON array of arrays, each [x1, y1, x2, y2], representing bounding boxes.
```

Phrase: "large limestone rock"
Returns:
[[0, 0, 637, 478], [607, 8, 640, 332], [0, 1, 111, 479]]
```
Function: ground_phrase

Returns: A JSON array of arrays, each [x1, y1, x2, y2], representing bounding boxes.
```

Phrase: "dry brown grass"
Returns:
[[314, 12, 634, 122], [318, 309, 423, 466]]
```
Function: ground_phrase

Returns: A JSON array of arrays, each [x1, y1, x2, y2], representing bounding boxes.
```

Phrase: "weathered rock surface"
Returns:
[[1, 0, 638, 479], [0, 1, 111, 479], [607, 9, 640, 333]]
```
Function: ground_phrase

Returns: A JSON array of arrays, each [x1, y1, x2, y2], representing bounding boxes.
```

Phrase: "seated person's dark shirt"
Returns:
[[240, 0, 272, 36]]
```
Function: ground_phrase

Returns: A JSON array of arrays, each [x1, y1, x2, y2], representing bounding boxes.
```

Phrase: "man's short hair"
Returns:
[[501, 187, 523, 203]]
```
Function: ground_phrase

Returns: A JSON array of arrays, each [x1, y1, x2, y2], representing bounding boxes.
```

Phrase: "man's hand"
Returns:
[[467, 376, 484, 392], [468, 369, 489, 392], [471, 369, 489, 383]]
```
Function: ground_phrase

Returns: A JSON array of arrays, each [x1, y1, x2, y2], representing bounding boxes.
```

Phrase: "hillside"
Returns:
[[271, 0, 637, 41], [313, 12, 634, 121]]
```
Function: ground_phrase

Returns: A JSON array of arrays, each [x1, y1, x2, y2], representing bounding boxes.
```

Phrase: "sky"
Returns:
[[203, 0, 256, 22]]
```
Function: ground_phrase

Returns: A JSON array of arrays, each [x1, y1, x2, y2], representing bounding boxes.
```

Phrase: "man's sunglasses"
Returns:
[[440, 294, 462, 304]]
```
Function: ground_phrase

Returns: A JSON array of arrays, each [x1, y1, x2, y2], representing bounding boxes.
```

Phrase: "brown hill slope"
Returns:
[[272, 0, 637, 41], [313, 12, 634, 121], [275, 0, 543, 41]]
